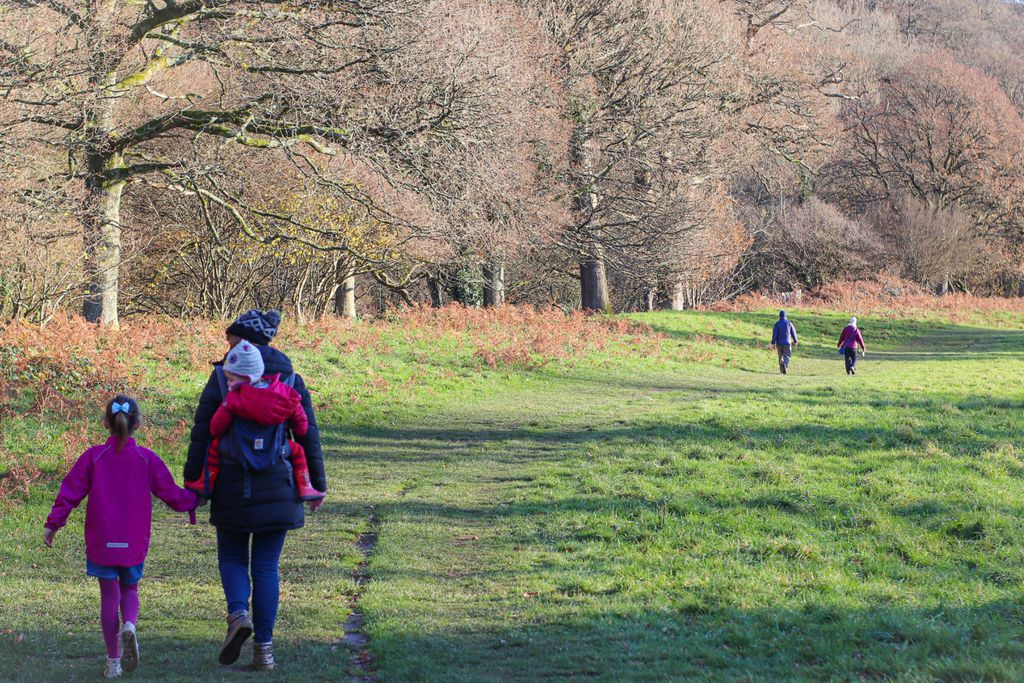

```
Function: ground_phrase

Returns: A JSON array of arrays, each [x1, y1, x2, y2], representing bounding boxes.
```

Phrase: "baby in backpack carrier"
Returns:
[[185, 342, 324, 502]]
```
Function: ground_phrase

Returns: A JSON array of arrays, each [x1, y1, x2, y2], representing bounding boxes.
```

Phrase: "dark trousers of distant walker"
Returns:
[[844, 348, 858, 374], [776, 344, 792, 374]]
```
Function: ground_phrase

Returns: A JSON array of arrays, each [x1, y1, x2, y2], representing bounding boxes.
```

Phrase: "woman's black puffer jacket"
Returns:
[[184, 344, 326, 533]]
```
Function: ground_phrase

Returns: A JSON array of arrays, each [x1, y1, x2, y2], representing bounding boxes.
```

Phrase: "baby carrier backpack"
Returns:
[[196, 367, 297, 498]]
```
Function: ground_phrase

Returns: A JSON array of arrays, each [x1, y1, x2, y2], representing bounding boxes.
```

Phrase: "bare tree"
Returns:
[[834, 51, 1024, 227], [746, 197, 882, 290], [0, 0, 472, 326], [120, 143, 427, 319], [529, 0, 737, 311], [369, 0, 569, 310], [879, 195, 988, 293]]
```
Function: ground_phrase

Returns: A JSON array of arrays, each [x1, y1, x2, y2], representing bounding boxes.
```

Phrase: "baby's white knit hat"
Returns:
[[224, 341, 265, 384]]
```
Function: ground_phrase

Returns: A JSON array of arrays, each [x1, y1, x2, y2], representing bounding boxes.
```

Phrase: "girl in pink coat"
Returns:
[[44, 396, 200, 679]]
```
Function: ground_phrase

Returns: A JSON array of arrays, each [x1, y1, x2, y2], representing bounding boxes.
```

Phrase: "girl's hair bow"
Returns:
[[111, 402, 131, 414]]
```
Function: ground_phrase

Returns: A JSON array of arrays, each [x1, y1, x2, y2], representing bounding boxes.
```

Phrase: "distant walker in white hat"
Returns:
[[837, 317, 866, 375]]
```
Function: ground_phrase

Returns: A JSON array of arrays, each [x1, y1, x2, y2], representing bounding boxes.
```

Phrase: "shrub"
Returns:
[[751, 198, 884, 290], [716, 273, 1024, 321]]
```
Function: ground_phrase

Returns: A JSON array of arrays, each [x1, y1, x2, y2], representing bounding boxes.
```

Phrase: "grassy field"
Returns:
[[2, 308, 1024, 681]]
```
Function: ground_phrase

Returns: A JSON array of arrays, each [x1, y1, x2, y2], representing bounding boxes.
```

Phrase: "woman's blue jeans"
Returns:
[[216, 528, 287, 643]]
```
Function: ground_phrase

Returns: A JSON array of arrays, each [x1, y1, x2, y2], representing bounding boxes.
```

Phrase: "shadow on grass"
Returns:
[[0, 629, 349, 682], [6, 600, 1023, 681], [324, 391, 1021, 465], [355, 490, 1024, 680], [356, 487, 1024, 564], [367, 600, 1024, 682]]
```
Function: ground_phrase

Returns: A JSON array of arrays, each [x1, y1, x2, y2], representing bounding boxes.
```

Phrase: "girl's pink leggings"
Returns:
[[98, 579, 140, 658]]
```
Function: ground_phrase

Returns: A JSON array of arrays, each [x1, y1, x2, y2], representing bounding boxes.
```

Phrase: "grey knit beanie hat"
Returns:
[[224, 341, 265, 384]]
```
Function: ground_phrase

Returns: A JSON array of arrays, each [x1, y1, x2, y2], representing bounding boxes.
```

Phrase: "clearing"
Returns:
[[2, 309, 1024, 682]]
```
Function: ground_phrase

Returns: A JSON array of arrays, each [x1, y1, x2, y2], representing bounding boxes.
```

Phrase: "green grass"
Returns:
[[3, 309, 1024, 681]]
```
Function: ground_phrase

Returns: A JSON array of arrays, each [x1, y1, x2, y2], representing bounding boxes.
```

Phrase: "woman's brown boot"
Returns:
[[219, 610, 253, 665], [253, 641, 275, 671]]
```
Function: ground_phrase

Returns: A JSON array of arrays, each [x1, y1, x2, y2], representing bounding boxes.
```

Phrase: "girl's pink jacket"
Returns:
[[45, 436, 199, 567]]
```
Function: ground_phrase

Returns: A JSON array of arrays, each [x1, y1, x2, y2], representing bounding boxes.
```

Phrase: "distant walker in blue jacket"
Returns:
[[770, 310, 798, 375]]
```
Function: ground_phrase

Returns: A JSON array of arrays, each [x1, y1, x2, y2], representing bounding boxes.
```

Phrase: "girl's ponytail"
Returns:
[[104, 395, 141, 451]]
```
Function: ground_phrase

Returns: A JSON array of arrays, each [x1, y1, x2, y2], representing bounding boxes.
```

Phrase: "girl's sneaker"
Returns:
[[103, 657, 123, 679], [119, 622, 139, 672], [219, 610, 253, 665], [253, 641, 275, 671]]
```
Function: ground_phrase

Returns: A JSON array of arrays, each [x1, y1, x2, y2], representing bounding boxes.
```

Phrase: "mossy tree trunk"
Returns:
[[81, 171, 125, 326], [81, 132, 125, 326]]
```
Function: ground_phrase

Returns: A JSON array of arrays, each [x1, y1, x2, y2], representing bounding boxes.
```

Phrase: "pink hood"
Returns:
[[45, 436, 198, 567]]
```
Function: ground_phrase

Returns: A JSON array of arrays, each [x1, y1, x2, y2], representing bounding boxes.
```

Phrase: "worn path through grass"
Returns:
[[3, 310, 1024, 682]]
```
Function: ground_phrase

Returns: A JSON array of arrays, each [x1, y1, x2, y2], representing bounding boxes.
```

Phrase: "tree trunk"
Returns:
[[341, 272, 357, 319], [570, 117, 609, 313], [644, 287, 656, 312], [334, 263, 357, 319], [81, 151, 125, 327], [668, 281, 686, 311], [482, 261, 505, 308], [657, 282, 687, 310], [580, 244, 609, 312], [80, 66, 123, 327], [427, 275, 444, 307]]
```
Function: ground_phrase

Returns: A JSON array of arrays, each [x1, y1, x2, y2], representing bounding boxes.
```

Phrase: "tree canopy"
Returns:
[[1, 0, 1023, 322]]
